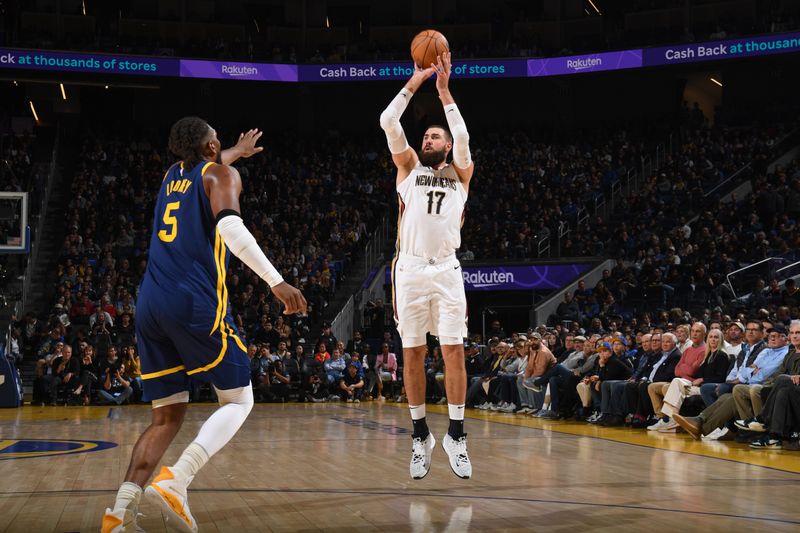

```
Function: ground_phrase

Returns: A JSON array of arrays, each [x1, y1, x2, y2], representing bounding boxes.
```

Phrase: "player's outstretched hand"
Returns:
[[272, 281, 308, 315], [406, 64, 435, 93], [433, 52, 451, 93], [234, 129, 264, 158]]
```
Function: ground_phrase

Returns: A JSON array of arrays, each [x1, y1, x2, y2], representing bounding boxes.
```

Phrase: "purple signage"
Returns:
[[528, 49, 642, 77], [644, 32, 800, 67], [2, 31, 800, 83], [298, 59, 527, 82], [179, 59, 297, 82], [386, 263, 593, 291], [0, 48, 178, 77]]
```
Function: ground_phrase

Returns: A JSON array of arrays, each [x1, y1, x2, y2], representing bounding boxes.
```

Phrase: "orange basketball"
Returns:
[[411, 29, 449, 69]]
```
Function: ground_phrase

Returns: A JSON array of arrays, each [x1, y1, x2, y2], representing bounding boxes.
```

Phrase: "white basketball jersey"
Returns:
[[396, 162, 468, 259]]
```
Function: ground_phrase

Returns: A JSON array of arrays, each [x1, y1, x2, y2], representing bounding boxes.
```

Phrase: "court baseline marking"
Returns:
[[0, 487, 797, 526]]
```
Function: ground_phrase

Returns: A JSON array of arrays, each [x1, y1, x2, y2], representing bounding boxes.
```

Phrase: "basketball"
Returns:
[[411, 29, 449, 69]]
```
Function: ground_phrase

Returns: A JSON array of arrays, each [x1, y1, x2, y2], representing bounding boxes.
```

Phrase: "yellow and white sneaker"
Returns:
[[144, 466, 197, 533], [101, 508, 143, 533]]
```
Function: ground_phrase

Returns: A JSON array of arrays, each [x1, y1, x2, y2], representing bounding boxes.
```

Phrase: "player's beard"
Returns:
[[418, 146, 446, 167]]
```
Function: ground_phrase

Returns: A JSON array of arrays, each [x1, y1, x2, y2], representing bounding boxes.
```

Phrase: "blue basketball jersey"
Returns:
[[136, 159, 250, 401], [144, 160, 229, 305]]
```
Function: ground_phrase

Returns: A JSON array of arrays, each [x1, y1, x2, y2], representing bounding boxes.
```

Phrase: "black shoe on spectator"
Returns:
[[749, 435, 782, 449], [631, 417, 653, 429], [735, 431, 757, 443], [783, 440, 800, 451]]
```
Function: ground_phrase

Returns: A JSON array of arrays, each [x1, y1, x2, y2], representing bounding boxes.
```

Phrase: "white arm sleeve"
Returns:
[[444, 103, 472, 169], [217, 215, 284, 287], [379, 88, 412, 154]]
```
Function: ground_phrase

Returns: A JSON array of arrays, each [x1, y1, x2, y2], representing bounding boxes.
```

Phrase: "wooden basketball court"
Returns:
[[1, 402, 799, 532]]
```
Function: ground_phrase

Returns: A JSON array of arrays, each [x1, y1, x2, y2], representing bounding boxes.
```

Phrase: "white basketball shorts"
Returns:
[[391, 252, 468, 346]]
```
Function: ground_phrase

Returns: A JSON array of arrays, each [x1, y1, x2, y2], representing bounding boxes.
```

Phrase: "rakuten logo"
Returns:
[[566, 57, 602, 70], [463, 270, 514, 288], [221, 64, 258, 77]]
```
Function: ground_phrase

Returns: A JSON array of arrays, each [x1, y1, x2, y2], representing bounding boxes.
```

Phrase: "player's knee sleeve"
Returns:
[[152, 391, 190, 409], [438, 336, 462, 345], [214, 384, 254, 416]]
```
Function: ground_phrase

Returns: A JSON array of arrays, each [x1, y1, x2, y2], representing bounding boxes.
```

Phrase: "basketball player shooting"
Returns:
[[380, 52, 475, 480], [102, 118, 307, 533]]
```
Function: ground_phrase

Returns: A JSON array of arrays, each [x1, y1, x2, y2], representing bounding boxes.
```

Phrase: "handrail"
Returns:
[[776, 260, 800, 275], [725, 257, 778, 300], [704, 162, 752, 198], [22, 124, 60, 314]]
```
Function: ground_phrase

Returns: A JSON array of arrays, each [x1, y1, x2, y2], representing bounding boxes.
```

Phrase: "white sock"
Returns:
[[409, 404, 426, 420], [448, 403, 465, 420], [171, 442, 210, 485], [112, 481, 142, 512]]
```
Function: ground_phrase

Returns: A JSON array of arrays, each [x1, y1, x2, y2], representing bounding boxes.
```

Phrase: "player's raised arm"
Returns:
[[433, 52, 474, 184], [220, 129, 264, 165], [380, 65, 434, 181], [206, 164, 307, 315]]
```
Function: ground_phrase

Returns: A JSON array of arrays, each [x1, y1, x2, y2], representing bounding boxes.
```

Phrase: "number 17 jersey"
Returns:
[[396, 162, 468, 260]]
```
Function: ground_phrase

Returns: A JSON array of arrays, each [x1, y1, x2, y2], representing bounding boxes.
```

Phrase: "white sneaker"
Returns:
[[474, 402, 488, 410], [377, 395, 386, 401], [489, 402, 505, 411], [500, 402, 517, 413], [647, 418, 670, 431], [144, 466, 197, 533], [442, 434, 472, 479], [101, 508, 144, 533], [346, 398, 353, 403], [354, 399, 360, 404], [436, 397, 448, 405], [657, 419, 680, 432], [702, 427, 730, 441], [410, 433, 436, 480]]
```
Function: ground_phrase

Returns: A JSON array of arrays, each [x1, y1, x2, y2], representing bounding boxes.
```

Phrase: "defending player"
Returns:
[[379, 52, 475, 479], [102, 118, 306, 532]]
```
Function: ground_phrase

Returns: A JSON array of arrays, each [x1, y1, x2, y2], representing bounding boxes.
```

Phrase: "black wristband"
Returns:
[[215, 209, 241, 224]]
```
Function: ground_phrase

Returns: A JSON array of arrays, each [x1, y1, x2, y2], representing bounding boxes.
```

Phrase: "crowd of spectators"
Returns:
[[462, 312, 800, 450], [458, 119, 788, 262], [15, 130, 391, 405], [6, 4, 799, 64], [9, 113, 800, 415]]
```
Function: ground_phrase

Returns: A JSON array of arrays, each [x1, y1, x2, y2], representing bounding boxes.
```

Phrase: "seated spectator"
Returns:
[[520, 334, 557, 415], [494, 338, 528, 413], [520, 334, 580, 417], [470, 341, 510, 408], [266, 359, 291, 403], [51, 345, 80, 404], [98, 361, 133, 405], [426, 346, 446, 404], [71, 346, 98, 406], [377, 342, 399, 400], [314, 341, 331, 364], [324, 348, 347, 394], [730, 324, 790, 427], [588, 342, 632, 424], [121, 345, 143, 402], [736, 320, 800, 449], [701, 320, 766, 406], [600, 333, 655, 426], [657, 328, 730, 429], [339, 363, 365, 403], [674, 324, 790, 441], [647, 322, 707, 431], [625, 333, 681, 428]]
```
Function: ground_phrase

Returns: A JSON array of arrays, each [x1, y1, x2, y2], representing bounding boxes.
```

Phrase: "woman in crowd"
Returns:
[[121, 344, 143, 403], [659, 328, 730, 425]]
